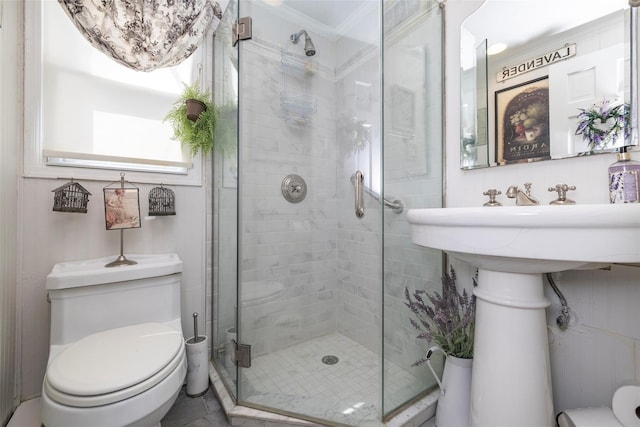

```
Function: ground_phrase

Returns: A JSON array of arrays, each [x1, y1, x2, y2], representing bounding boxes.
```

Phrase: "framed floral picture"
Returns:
[[495, 76, 550, 165], [103, 188, 141, 230]]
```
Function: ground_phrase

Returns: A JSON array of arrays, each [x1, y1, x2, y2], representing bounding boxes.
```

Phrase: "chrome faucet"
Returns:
[[506, 182, 539, 205]]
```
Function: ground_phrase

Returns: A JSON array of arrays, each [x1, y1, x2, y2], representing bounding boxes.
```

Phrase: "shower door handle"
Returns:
[[354, 170, 364, 218]]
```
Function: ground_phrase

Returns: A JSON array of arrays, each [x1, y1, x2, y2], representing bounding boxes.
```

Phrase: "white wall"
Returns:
[[446, 0, 640, 414], [0, 0, 21, 423]]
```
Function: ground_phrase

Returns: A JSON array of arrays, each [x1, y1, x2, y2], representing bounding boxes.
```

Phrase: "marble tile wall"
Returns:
[[236, 35, 339, 357]]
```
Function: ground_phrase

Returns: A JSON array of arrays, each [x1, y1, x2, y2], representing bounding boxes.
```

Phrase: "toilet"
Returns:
[[41, 253, 187, 427]]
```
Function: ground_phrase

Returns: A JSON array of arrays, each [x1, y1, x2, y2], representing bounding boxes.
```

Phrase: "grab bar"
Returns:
[[355, 170, 365, 218], [350, 173, 404, 214]]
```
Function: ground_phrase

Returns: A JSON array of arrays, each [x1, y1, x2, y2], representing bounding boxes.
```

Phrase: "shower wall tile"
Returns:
[[237, 37, 339, 356], [382, 171, 442, 374], [217, 16, 444, 415], [380, 10, 445, 389]]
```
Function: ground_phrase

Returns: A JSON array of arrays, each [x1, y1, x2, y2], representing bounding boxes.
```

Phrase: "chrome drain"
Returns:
[[321, 355, 339, 365]]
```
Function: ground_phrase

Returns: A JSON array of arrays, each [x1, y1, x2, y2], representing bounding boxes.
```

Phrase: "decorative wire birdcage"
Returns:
[[148, 185, 176, 216], [51, 179, 91, 213]]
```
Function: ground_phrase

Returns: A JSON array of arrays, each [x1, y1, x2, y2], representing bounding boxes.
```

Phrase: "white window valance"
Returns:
[[57, 0, 223, 72]]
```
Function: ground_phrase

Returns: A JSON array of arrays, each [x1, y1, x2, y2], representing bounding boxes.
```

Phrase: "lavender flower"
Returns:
[[405, 267, 476, 363]]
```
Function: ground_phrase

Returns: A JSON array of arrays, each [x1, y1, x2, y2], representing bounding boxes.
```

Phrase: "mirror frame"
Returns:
[[460, 0, 637, 170]]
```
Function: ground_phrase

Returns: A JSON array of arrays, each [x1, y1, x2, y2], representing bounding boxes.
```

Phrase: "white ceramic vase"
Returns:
[[425, 346, 473, 427]]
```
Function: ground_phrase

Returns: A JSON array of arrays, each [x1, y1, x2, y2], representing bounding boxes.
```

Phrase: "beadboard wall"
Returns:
[[447, 0, 640, 413], [0, 1, 21, 423], [15, 6, 211, 404], [18, 179, 207, 400]]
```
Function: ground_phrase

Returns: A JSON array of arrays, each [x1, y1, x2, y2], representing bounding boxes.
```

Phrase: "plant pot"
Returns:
[[436, 355, 472, 427], [186, 99, 207, 121], [426, 346, 473, 427]]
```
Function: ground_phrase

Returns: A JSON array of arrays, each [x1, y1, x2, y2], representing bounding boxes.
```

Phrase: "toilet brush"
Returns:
[[192, 312, 205, 343], [186, 312, 208, 396]]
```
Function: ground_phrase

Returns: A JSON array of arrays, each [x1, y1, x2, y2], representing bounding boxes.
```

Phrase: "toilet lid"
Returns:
[[46, 323, 183, 397]]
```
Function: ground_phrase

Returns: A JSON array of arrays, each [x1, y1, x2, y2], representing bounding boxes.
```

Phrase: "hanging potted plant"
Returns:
[[164, 82, 217, 156], [405, 267, 476, 427]]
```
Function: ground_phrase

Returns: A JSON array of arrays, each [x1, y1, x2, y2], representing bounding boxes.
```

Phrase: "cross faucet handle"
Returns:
[[548, 184, 576, 205], [483, 189, 502, 207]]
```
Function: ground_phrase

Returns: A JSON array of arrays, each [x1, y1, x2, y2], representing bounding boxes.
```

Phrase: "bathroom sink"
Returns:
[[407, 204, 640, 427], [407, 204, 640, 273]]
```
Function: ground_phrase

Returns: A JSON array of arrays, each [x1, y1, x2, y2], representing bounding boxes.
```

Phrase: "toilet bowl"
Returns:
[[42, 254, 187, 427]]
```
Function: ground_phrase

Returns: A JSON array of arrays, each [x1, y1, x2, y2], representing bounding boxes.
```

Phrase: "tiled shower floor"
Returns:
[[235, 332, 427, 426]]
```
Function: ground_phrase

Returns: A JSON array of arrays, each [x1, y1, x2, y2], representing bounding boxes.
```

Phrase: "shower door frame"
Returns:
[[211, 0, 446, 425]]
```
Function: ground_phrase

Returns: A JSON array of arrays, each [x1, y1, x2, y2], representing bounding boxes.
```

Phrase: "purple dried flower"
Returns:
[[406, 267, 476, 363]]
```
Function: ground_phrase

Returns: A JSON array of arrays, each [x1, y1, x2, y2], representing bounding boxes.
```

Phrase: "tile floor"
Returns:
[[5, 384, 434, 427], [162, 386, 436, 427], [7, 333, 435, 427], [161, 386, 231, 427], [237, 332, 427, 426]]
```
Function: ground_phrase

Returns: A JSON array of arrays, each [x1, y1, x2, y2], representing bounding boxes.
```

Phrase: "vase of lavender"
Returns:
[[405, 268, 476, 427]]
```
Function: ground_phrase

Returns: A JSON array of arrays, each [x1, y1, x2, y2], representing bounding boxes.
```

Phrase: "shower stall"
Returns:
[[211, 0, 444, 425]]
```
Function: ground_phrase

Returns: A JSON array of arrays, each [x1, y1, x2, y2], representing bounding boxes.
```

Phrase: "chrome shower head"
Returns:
[[303, 36, 316, 57], [290, 29, 316, 57]]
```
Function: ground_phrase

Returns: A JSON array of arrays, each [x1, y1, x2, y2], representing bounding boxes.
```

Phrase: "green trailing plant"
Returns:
[[164, 82, 217, 156], [405, 267, 476, 362]]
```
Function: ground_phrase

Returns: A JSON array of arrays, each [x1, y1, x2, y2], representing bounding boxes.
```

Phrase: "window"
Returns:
[[24, 0, 212, 185]]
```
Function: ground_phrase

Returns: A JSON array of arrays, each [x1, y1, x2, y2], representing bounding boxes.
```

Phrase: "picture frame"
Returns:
[[103, 188, 141, 230], [495, 76, 550, 165], [392, 85, 415, 132], [355, 80, 372, 111]]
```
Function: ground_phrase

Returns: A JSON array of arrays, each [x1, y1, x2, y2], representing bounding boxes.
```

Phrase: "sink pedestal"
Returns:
[[406, 204, 640, 427], [471, 269, 554, 427]]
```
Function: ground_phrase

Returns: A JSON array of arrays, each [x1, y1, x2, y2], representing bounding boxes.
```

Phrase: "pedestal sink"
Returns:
[[407, 204, 640, 427]]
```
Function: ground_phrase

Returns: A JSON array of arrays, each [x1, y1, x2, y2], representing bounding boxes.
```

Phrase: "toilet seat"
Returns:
[[45, 323, 184, 408]]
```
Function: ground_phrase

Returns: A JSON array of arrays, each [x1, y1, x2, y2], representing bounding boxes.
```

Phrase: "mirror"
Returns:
[[461, 0, 631, 169]]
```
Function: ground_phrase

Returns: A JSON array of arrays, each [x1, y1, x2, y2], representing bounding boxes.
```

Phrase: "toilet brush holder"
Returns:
[[185, 335, 209, 397], [185, 312, 208, 397]]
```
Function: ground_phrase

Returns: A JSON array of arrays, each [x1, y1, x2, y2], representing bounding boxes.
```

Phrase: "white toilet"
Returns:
[[41, 253, 188, 427]]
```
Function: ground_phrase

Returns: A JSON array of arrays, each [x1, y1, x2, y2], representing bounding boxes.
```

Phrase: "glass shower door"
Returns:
[[235, 1, 384, 425], [382, 0, 444, 415], [211, 0, 239, 395], [211, 0, 445, 425]]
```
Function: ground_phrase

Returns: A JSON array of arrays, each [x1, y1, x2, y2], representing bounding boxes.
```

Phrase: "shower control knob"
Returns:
[[281, 174, 307, 203]]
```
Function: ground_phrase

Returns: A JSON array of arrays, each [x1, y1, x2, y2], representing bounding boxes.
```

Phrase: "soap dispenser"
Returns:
[[608, 147, 640, 203]]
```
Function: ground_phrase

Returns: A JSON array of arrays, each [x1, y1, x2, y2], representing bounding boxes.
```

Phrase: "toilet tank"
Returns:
[[46, 253, 183, 346]]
